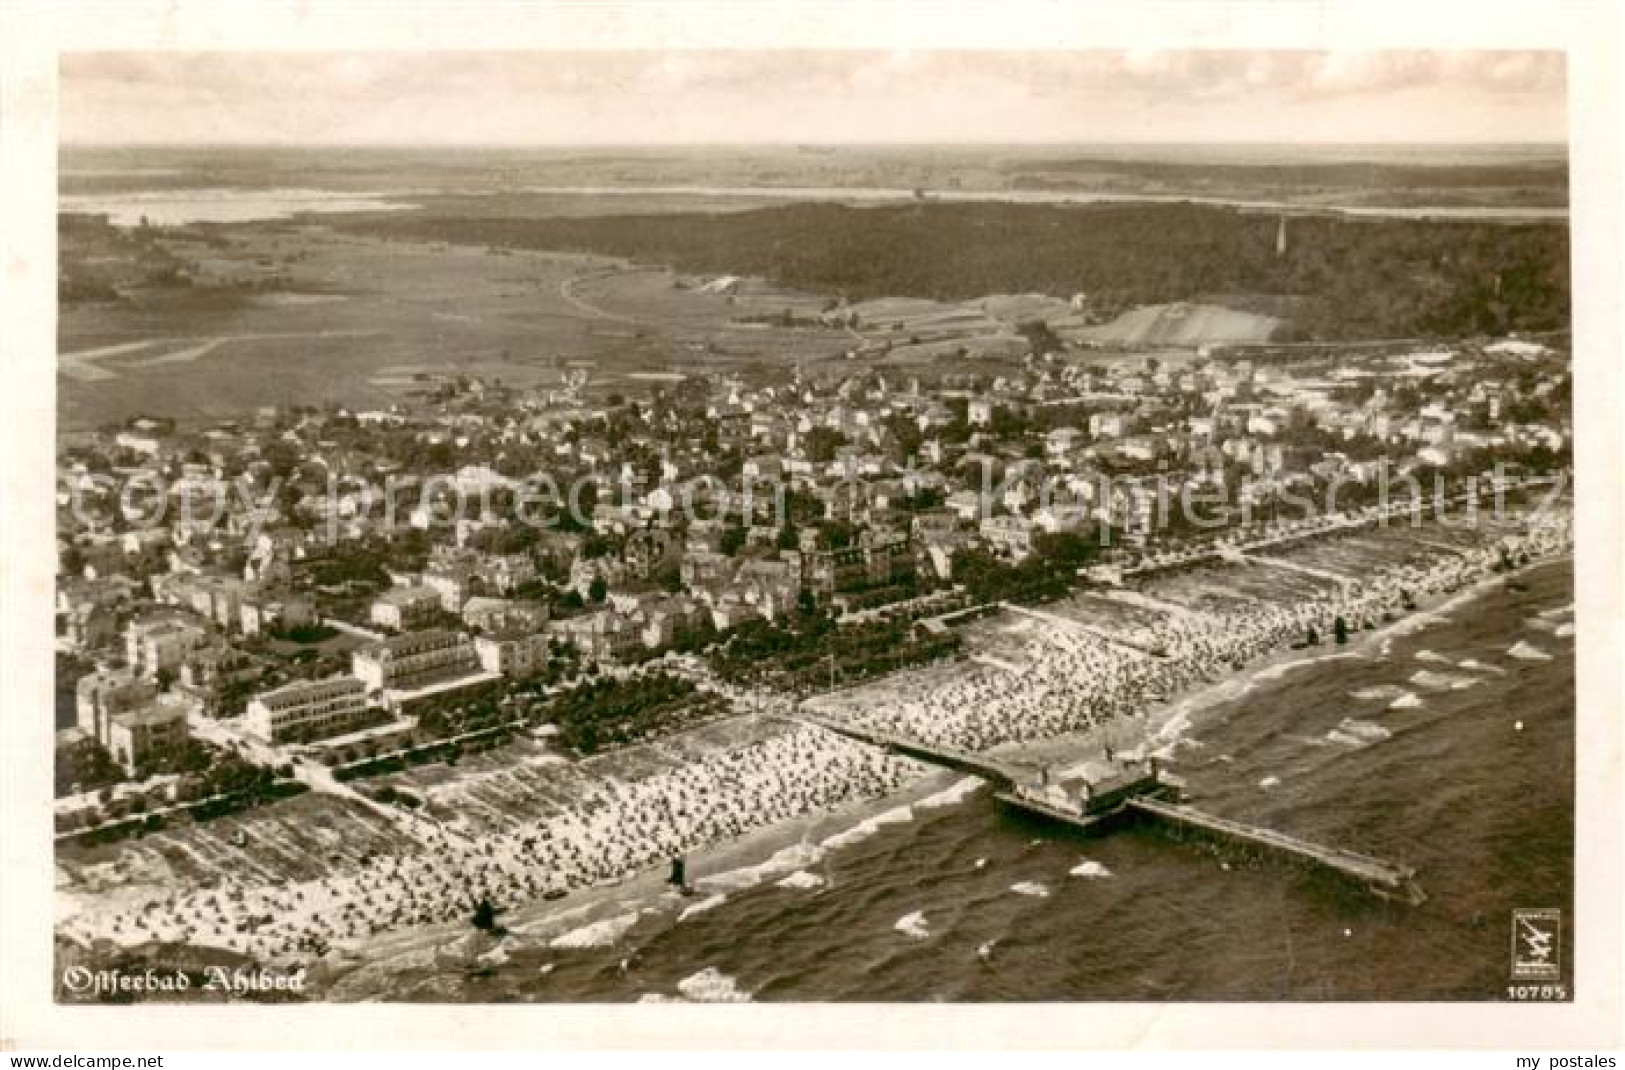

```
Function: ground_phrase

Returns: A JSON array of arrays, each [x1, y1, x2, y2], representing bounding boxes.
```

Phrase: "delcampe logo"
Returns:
[[1510, 908, 1562, 981]]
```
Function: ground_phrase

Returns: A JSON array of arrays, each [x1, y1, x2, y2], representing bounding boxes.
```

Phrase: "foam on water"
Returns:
[[1509, 641, 1553, 661], [1259, 775, 1281, 790], [1010, 881, 1051, 898], [1069, 860, 1113, 879], [697, 841, 824, 893], [1389, 692, 1424, 710], [549, 911, 642, 950], [894, 910, 931, 939], [1352, 684, 1407, 701], [1554, 623, 1575, 638], [775, 870, 826, 891], [820, 805, 916, 853], [915, 776, 985, 810], [676, 967, 752, 1003], [1326, 719, 1394, 748], [1410, 669, 1478, 691], [677, 894, 727, 922], [1254, 651, 1362, 682], [1458, 659, 1505, 675], [1414, 650, 1452, 663]]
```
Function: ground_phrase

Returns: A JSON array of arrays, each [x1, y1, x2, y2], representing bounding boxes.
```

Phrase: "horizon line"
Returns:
[[60, 138, 1571, 150]]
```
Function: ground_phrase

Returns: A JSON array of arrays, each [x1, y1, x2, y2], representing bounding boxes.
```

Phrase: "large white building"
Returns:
[[75, 667, 158, 742], [369, 585, 442, 631], [473, 628, 551, 678], [105, 694, 194, 775], [351, 628, 479, 695], [245, 675, 371, 744]]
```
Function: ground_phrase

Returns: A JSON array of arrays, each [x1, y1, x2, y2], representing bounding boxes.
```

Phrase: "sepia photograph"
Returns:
[[3, 0, 1621, 1054]]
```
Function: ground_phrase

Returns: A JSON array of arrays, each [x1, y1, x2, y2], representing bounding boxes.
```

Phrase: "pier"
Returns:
[[803, 715, 1425, 905], [801, 716, 1034, 786], [1123, 796, 1426, 905]]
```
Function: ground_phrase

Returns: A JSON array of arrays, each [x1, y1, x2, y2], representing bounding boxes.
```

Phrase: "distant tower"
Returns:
[[1275, 215, 1288, 258]]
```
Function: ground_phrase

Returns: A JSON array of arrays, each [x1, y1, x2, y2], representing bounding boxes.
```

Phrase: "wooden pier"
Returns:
[[802, 713, 1425, 906], [1124, 796, 1426, 904]]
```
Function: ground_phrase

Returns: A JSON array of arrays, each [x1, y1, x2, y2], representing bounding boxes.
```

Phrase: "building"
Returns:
[[369, 585, 443, 631], [979, 515, 1036, 560], [549, 610, 642, 662], [245, 675, 371, 744], [351, 628, 480, 694], [75, 667, 157, 742], [473, 628, 552, 678], [239, 591, 315, 637], [124, 615, 209, 681], [105, 693, 194, 775], [478, 552, 537, 595], [421, 561, 476, 612], [800, 533, 916, 598]]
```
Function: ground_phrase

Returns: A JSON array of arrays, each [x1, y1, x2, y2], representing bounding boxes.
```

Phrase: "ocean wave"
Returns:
[[1258, 775, 1281, 790], [915, 776, 985, 810], [820, 804, 916, 852], [775, 870, 826, 891], [1010, 881, 1051, 898], [1554, 623, 1575, 638], [1352, 684, 1407, 702], [1410, 669, 1477, 691], [1255, 651, 1364, 682], [1069, 860, 1112, 879], [894, 910, 930, 939], [1326, 719, 1394, 748], [1389, 692, 1424, 710], [1414, 650, 1452, 663], [677, 894, 727, 922], [549, 910, 642, 949], [1458, 658, 1505, 675], [701, 842, 825, 894], [1509, 641, 1553, 661], [677, 966, 752, 1003]]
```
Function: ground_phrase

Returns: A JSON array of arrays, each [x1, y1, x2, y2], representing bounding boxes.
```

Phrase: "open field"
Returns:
[[1068, 302, 1281, 346], [59, 223, 856, 428]]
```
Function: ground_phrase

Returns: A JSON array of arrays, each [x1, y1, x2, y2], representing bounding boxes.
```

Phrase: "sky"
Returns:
[[58, 51, 1568, 146]]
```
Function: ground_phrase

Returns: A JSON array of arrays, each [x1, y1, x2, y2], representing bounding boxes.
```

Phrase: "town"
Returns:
[[54, 320, 1573, 971]]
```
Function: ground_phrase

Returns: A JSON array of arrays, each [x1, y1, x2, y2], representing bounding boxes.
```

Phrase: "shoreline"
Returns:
[[303, 550, 1571, 1000]]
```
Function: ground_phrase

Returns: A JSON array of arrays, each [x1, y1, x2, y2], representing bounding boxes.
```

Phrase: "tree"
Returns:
[[1333, 616, 1349, 645], [804, 427, 848, 463], [588, 576, 608, 604], [471, 897, 499, 931]]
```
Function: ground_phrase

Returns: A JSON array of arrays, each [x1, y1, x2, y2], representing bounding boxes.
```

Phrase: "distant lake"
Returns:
[[57, 187, 418, 227], [515, 184, 1570, 221]]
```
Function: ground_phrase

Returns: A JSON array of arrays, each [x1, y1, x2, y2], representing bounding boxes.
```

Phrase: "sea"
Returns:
[[389, 559, 1574, 1003]]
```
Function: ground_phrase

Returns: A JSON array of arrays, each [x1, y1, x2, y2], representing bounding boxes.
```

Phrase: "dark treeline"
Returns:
[[338, 202, 1569, 340]]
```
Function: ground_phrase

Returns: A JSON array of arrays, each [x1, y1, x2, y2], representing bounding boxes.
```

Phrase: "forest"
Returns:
[[337, 201, 1570, 341]]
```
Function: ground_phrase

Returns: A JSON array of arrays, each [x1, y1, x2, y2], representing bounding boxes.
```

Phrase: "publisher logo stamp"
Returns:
[[1511, 908, 1562, 981]]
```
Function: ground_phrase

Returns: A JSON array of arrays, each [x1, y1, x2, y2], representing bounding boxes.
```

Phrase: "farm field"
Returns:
[[58, 223, 853, 429], [1067, 301, 1282, 345]]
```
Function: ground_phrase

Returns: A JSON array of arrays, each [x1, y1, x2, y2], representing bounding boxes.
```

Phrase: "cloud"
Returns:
[[58, 50, 1567, 145]]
